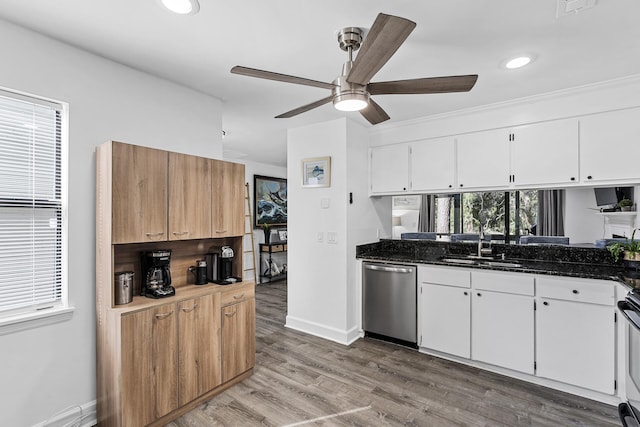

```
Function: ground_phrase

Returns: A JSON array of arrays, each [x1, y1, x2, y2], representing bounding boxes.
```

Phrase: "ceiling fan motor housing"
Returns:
[[337, 27, 363, 52]]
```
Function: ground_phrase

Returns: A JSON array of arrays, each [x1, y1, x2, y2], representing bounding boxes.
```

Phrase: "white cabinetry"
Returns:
[[418, 266, 471, 358], [536, 276, 616, 394], [580, 107, 640, 184], [410, 137, 456, 192], [370, 144, 410, 194], [471, 271, 535, 374], [510, 119, 579, 187], [456, 128, 510, 190]]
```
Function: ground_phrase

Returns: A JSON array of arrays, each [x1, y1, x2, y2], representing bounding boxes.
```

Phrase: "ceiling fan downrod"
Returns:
[[333, 27, 369, 111]]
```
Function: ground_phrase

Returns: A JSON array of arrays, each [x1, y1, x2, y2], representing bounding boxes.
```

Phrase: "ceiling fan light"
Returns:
[[333, 93, 368, 111], [159, 0, 200, 15]]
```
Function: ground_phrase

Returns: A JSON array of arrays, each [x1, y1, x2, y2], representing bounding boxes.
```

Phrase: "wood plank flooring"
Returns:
[[168, 281, 620, 426]]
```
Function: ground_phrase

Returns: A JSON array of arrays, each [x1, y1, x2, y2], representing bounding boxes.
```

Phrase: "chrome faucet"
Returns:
[[477, 227, 484, 258]]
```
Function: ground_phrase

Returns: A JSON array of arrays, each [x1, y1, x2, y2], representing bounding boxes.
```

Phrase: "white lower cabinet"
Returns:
[[471, 271, 535, 374], [535, 277, 616, 394], [418, 265, 617, 395]]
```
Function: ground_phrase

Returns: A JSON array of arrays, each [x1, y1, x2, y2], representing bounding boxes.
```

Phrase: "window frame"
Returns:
[[0, 87, 72, 335]]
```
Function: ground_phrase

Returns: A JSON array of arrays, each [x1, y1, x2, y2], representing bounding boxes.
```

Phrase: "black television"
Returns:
[[594, 186, 633, 209]]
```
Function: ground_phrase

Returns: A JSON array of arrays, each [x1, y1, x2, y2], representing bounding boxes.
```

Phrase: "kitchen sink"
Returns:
[[439, 257, 523, 269]]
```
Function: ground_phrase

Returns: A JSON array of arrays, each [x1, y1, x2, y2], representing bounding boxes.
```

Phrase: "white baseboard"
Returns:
[[285, 315, 360, 346], [33, 400, 96, 427]]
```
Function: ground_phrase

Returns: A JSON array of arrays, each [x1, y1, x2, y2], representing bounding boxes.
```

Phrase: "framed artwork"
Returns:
[[254, 175, 287, 227], [302, 156, 331, 188]]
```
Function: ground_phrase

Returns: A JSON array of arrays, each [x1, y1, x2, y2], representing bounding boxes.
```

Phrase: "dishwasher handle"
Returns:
[[364, 264, 414, 274]]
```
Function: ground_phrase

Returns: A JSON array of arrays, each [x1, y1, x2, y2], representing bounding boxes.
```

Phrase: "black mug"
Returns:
[[190, 259, 208, 285]]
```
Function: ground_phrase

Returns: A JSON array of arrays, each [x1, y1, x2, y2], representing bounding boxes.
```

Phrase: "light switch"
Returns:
[[327, 232, 337, 244], [317, 232, 324, 243], [320, 198, 330, 209]]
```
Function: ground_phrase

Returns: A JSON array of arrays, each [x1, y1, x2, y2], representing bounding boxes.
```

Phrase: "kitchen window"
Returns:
[[0, 89, 71, 333], [435, 190, 538, 243]]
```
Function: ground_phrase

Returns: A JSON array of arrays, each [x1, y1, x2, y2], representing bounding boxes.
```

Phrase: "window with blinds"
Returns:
[[0, 90, 64, 318]]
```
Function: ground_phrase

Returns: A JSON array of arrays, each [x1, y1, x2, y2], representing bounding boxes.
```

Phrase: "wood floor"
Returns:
[[168, 281, 620, 426]]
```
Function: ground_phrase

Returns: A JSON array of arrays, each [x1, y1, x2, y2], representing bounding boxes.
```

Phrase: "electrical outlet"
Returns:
[[327, 232, 337, 244], [317, 232, 324, 243]]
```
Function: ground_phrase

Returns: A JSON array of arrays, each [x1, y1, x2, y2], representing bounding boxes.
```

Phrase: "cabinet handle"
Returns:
[[448, 184, 452, 188], [215, 230, 228, 233], [224, 310, 237, 317], [145, 232, 164, 238], [181, 304, 197, 313], [572, 289, 579, 294], [587, 175, 593, 180], [570, 177, 575, 181], [233, 293, 245, 300], [543, 301, 549, 306], [155, 310, 174, 319], [463, 291, 468, 296], [172, 231, 189, 236], [477, 292, 481, 297], [459, 184, 464, 188]]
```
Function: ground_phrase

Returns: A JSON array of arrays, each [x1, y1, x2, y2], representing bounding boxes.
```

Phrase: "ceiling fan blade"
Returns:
[[360, 98, 390, 125], [347, 13, 416, 86], [369, 75, 479, 95], [231, 66, 335, 90], [275, 96, 334, 119]]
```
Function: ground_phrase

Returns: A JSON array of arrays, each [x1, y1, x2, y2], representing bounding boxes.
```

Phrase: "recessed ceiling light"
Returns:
[[505, 56, 532, 69], [158, 0, 200, 15]]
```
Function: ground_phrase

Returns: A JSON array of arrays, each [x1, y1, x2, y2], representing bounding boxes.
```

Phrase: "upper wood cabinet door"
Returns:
[[111, 142, 168, 244], [221, 298, 256, 382], [121, 303, 178, 426], [212, 160, 245, 237], [178, 294, 221, 405], [169, 152, 211, 240]]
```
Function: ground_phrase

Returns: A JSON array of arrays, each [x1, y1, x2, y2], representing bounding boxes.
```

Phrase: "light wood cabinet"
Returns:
[[370, 144, 410, 194], [211, 159, 245, 237], [169, 152, 211, 240], [410, 137, 456, 192], [221, 284, 256, 382], [111, 142, 168, 243], [178, 294, 221, 405], [121, 303, 178, 426], [96, 141, 255, 427]]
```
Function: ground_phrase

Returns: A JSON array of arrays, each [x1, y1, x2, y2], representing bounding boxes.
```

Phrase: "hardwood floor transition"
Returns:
[[168, 281, 619, 426]]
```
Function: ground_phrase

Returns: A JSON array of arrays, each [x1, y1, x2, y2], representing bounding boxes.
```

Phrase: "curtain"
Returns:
[[419, 194, 436, 232], [537, 189, 565, 236]]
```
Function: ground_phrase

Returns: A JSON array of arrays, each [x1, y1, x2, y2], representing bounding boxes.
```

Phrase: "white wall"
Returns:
[[286, 118, 382, 344], [0, 19, 223, 427]]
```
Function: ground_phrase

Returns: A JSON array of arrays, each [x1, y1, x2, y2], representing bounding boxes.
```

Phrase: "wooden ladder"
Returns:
[[243, 183, 258, 284]]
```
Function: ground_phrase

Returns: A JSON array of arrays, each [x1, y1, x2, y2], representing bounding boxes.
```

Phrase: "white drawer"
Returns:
[[418, 265, 471, 288], [472, 270, 534, 296], [536, 276, 615, 306]]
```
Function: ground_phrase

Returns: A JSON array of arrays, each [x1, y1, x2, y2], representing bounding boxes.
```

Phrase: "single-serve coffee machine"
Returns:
[[140, 250, 175, 298], [206, 246, 235, 284]]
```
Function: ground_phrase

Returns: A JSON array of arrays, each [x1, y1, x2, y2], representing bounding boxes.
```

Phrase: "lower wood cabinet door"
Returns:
[[420, 283, 470, 358], [471, 290, 534, 374], [178, 294, 221, 406], [121, 303, 178, 426], [536, 298, 615, 394], [222, 298, 256, 382]]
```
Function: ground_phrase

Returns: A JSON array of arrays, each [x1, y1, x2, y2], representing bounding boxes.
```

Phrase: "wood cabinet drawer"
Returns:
[[418, 265, 470, 288], [221, 282, 255, 306], [472, 270, 534, 296], [536, 276, 615, 306]]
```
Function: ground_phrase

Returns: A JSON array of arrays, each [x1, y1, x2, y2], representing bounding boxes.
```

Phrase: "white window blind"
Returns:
[[0, 90, 63, 318]]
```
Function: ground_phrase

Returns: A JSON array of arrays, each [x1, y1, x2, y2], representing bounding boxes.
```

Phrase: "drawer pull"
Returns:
[[215, 230, 228, 233], [224, 310, 237, 317], [181, 304, 197, 313], [145, 232, 164, 238], [572, 289, 579, 294], [172, 231, 189, 236], [233, 293, 245, 300], [155, 310, 174, 319]]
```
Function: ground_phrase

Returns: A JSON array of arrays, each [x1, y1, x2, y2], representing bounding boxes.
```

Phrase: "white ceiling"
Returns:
[[1, 0, 639, 166]]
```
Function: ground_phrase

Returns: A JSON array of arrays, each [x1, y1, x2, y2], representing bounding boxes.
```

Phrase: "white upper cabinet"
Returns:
[[580, 107, 640, 184], [410, 137, 456, 192], [370, 143, 410, 194], [456, 128, 510, 190], [510, 119, 579, 187]]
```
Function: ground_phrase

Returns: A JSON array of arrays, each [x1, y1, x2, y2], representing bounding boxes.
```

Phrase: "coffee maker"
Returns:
[[205, 246, 235, 284], [140, 250, 175, 298]]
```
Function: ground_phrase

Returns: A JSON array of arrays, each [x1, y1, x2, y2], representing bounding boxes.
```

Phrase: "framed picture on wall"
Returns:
[[254, 175, 287, 227], [302, 156, 331, 188]]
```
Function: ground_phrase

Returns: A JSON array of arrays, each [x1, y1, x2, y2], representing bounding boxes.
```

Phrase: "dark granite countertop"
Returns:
[[356, 239, 640, 289]]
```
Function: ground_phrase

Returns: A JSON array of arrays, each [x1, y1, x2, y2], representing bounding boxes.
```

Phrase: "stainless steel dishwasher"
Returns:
[[363, 262, 417, 347]]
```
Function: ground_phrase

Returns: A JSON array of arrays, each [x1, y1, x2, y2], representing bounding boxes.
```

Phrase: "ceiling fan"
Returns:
[[231, 13, 478, 125]]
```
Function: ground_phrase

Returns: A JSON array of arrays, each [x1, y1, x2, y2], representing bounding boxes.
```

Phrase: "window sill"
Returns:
[[0, 306, 75, 336]]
